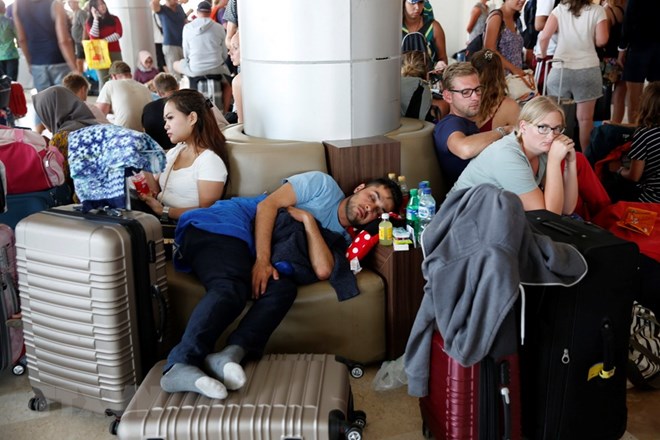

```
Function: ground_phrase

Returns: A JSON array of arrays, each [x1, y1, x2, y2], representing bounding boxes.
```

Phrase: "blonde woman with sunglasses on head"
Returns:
[[450, 96, 578, 215]]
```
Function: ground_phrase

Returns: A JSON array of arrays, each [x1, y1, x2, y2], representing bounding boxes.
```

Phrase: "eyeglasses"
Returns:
[[448, 86, 483, 98], [536, 124, 565, 135]]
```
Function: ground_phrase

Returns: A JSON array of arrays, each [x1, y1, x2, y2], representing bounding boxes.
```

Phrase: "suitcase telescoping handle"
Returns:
[[540, 58, 565, 104]]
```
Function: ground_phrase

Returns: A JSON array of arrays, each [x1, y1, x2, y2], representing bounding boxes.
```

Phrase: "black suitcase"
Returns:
[[521, 210, 639, 440]]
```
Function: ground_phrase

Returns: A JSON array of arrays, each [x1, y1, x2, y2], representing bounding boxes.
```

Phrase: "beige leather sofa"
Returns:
[[166, 118, 443, 365]]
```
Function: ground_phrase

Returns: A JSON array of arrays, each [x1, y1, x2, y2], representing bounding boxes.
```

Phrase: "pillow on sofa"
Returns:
[[345, 213, 405, 261]]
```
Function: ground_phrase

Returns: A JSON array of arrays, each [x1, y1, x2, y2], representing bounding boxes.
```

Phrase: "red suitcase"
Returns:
[[419, 331, 522, 440]]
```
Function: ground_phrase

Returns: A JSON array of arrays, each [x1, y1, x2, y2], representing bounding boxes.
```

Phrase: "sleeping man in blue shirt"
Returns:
[[161, 171, 402, 398]]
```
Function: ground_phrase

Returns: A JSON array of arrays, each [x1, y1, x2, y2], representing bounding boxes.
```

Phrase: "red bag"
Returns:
[[0, 127, 65, 194], [9, 82, 27, 118], [592, 201, 660, 262]]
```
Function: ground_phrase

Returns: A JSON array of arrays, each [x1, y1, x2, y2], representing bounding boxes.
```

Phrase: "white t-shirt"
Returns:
[[158, 144, 228, 208], [533, 0, 558, 57], [551, 3, 606, 69], [96, 79, 153, 132]]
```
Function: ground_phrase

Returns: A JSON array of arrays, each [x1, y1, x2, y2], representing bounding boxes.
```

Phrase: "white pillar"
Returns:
[[106, 0, 155, 72], [239, 0, 401, 142]]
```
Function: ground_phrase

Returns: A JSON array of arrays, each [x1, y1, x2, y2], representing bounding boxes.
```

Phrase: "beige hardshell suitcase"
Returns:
[[117, 354, 367, 440], [15, 205, 170, 430]]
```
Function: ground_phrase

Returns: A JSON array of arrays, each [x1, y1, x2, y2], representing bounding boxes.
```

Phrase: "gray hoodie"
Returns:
[[182, 17, 229, 76], [405, 184, 588, 397]]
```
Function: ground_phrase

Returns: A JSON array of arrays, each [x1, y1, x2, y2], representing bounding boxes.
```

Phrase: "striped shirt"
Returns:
[[628, 126, 660, 203]]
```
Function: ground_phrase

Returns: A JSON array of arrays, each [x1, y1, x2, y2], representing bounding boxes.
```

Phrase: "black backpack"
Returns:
[[402, 21, 434, 68]]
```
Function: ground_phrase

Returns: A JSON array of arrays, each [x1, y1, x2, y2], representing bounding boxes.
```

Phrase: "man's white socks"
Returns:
[[204, 344, 247, 390], [161, 363, 228, 400]]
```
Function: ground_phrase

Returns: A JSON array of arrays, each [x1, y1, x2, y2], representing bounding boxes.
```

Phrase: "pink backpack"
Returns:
[[0, 127, 65, 195]]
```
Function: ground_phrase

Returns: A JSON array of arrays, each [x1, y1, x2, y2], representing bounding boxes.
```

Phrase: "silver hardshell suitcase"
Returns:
[[15, 205, 170, 430], [117, 354, 367, 440]]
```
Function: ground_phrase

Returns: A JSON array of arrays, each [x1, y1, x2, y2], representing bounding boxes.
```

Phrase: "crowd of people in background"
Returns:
[[0, 0, 659, 209], [0, 0, 242, 134], [397, 0, 660, 210]]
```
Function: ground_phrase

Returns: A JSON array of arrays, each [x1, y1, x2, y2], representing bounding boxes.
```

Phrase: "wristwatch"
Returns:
[[160, 206, 170, 223], [495, 126, 507, 137]]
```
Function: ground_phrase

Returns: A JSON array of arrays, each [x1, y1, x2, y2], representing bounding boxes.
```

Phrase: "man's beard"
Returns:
[[345, 194, 363, 228]]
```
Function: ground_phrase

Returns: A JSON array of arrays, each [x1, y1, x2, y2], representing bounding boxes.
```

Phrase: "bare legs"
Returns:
[[626, 81, 645, 125], [576, 99, 596, 154], [610, 80, 627, 124]]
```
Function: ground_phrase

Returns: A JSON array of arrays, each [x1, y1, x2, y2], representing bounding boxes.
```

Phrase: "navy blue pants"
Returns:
[[165, 227, 298, 371]]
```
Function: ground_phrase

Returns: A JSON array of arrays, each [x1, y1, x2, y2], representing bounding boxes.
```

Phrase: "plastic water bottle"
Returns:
[[398, 175, 410, 217], [406, 188, 420, 242], [418, 187, 437, 239], [378, 213, 393, 246]]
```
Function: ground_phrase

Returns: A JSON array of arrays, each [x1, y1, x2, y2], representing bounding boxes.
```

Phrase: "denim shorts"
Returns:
[[30, 63, 70, 92]]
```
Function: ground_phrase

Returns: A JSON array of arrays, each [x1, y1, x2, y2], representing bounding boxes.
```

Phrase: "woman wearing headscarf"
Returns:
[[33, 85, 166, 211], [33, 86, 100, 192], [134, 50, 159, 84], [33, 86, 99, 135]]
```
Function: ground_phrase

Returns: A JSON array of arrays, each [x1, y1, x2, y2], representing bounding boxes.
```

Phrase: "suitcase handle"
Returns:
[[540, 58, 564, 103], [499, 360, 512, 440], [537, 219, 579, 237], [599, 319, 616, 379], [151, 284, 168, 343]]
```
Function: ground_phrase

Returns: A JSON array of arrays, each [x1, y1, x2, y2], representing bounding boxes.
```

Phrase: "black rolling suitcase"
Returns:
[[521, 210, 639, 440]]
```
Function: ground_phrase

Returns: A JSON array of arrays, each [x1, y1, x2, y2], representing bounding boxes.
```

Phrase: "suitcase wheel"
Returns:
[[334, 356, 365, 379], [351, 409, 367, 429], [12, 358, 26, 376], [349, 365, 364, 379], [422, 420, 432, 439], [345, 426, 363, 440], [28, 396, 47, 412], [105, 409, 122, 435], [109, 418, 120, 435]]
